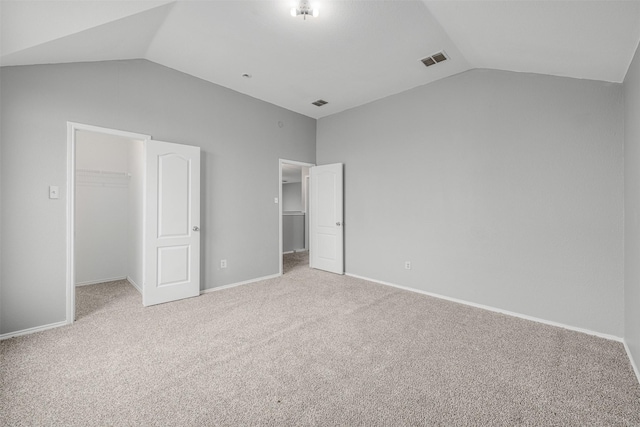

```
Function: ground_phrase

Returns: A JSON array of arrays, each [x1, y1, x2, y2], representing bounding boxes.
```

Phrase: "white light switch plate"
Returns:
[[49, 186, 59, 199]]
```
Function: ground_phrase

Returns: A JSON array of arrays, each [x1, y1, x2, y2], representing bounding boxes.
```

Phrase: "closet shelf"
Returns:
[[76, 168, 131, 188]]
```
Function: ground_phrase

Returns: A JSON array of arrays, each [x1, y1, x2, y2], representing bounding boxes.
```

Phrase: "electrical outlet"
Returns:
[[404, 261, 411, 270], [220, 259, 227, 269]]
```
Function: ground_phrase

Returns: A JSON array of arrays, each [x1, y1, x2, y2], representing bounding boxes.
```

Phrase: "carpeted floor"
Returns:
[[283, 250, 310, 274], [2, 253, 639, 426]]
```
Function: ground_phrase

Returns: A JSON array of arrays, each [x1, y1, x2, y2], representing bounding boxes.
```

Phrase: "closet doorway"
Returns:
[[71, 126, 146, 320], [66, 123, 202, 324], [279, 159, 314, 275]]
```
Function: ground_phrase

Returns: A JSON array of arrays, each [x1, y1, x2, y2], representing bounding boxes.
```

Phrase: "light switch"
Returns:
[[49, 186, 59, 199], [274, 197, 278, 204]]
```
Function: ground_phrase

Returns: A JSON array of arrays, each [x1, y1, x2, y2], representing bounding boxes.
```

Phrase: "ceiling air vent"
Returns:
[[420, 50, 448, 68], [312, 99, 328, 107]]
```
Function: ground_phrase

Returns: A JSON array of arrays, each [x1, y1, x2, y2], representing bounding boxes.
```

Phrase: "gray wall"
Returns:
[[283, 214, 305, 253], [624, 42, 640, 375], [0, 59, 316, 335], [317, 69, 624, 337], [283, 182, 303, 211]]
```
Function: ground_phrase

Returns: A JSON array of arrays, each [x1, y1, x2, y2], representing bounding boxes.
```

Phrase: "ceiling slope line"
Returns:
[[0, 2, 176, 67]]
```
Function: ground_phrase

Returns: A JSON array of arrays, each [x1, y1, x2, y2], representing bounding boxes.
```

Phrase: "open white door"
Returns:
[[309, 163, 344, 274], [144, 140, 200, 306]]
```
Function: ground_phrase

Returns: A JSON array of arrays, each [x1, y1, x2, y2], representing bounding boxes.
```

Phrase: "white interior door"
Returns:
[[144, 140, 200, 306], [310, 163, 344, 274]]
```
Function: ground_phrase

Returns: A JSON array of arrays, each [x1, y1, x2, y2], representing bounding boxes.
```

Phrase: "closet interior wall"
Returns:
[[75, 131, 143, 288]]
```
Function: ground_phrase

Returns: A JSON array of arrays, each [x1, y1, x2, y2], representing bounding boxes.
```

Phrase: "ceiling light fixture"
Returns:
[[290, 0, 319, 20]]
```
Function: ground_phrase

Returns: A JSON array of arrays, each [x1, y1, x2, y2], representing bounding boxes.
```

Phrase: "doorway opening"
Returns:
[[279, 159, 314, 275], [67, 123, 202, 324], [67, 123, 149, 323]]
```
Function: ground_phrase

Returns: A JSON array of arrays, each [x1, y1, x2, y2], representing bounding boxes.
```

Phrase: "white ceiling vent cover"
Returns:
[[420, 51, 448, 68]]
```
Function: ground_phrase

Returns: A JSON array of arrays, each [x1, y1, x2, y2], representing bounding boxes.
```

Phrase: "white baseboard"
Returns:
[[346, 273, 623, 343], [75, 276, 127, 287], [283, 249, 308, 255], [624, 340, 640, 385], [0, 320, 69, 341], [201, 273, 281, 295], [126, 276, 142, 294]]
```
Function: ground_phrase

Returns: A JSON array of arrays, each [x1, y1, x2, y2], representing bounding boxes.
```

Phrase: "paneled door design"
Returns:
[[309, 163, 344, 274], [144, 140, 201, 306]]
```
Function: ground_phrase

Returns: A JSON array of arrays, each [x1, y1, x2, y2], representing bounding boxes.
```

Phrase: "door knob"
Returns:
[[336, 222, 341, 226], [193, 226, 200, 231]]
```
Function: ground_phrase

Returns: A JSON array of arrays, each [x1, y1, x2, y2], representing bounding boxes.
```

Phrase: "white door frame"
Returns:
[[66, 122, 151, 325], [278, 158, 315, 276]]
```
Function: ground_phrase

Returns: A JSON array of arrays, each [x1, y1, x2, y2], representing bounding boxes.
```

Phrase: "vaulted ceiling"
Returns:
[[2, 1, 639, 119]]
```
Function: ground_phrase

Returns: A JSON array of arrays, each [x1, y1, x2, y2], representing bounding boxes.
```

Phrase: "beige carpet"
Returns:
[[283, 250, 310, 274], [2, 253, 639, 426]]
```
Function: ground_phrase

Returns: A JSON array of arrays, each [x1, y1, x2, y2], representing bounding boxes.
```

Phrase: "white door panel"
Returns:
[[158, 154, 190, 237], [157, 245, 190, 286], [144, 140, 200, 306], [310, 163, 343, 274]]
